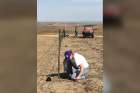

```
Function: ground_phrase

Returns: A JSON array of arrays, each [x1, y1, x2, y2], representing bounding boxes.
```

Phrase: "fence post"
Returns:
[[58, 29, 61, 78]]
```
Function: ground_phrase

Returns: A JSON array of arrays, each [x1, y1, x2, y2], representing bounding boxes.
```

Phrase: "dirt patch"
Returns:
[[37, 25, 103, 93]]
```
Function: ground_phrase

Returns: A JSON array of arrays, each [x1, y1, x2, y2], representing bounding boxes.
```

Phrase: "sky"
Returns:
[[37, 0, 103, 22]]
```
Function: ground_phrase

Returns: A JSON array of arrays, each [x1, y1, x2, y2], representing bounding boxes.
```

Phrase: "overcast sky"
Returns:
[[37, 0, 103, 22]]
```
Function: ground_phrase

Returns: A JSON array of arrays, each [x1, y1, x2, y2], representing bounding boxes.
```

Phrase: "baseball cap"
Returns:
[[64, 50, 72, 60]]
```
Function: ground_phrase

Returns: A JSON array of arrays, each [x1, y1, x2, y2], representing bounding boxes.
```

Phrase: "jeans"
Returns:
[[71, 67, 89, 80], [64, 63, 89, 80]]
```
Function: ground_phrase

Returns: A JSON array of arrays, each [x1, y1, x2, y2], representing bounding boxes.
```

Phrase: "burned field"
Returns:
[[37, 23, 103, 93]]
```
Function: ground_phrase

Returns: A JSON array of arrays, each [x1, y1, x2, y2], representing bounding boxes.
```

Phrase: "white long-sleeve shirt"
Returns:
[[74, 53, 89, 68]]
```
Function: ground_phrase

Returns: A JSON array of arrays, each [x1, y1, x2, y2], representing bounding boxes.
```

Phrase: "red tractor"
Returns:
[[82, 25, 95, 38]]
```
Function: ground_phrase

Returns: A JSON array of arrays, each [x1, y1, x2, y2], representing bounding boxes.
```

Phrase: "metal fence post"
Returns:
[[58, 29, 61, 78]]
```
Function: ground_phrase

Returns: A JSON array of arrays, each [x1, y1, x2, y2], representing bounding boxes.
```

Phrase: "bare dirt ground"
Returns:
[[37, 24, 103, 93]]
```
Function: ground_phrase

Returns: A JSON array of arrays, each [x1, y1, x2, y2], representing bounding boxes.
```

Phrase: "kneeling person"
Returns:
[[64, 50, 89, 80]]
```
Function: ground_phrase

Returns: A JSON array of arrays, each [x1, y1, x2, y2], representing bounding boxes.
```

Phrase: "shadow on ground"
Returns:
[[46, 73, 70, 81]]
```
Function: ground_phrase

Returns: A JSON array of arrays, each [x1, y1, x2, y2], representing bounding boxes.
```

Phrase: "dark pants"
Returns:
[[64, 63, 89, 80]]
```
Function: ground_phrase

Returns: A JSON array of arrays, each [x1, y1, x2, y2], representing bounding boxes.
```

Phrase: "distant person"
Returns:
[[75, 26, 78, 37], [63, 29, 66, 37], [63, 50, 89, 80]]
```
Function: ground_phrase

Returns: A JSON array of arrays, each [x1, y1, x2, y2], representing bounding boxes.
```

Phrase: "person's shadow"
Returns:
[[46, 72, 70, 81]]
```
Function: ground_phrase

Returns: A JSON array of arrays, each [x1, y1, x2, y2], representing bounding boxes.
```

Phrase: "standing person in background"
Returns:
[[63, 50, 89, 80], [75, 26, 78, 37]]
